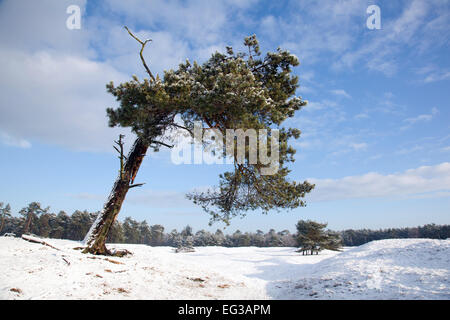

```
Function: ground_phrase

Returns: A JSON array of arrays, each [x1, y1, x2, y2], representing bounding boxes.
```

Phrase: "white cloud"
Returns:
[[0, 131, 31, 149], [330, 89, 351, 99], [0, 0, 447, 155], [415, 63, 450, 83], [402, 107, 439, 129], [0, 1, 207, 151], [327, 139, 368, 157], [0, 49, 133, 152], [404, 114, 432, 124], [275, 0, 365, 64], [0, 0, 136, 151], [256, 1, 449, 81], [424, 70, 450, 83], [354, 112, 369, 120], [396, 145, 424, 155], [103, 28, 192, 77], [108, 163, 450, 207], [307, 162, 450, 202], [0, 0, 258, 151], [103, 0, 253, 47], [333, 0, 448, 76], [350, 143, 368, 151], [367, 154, 382, 161], [260, 15, 278, 40], [0, 0, 92, 56], [304, 99, 338, 112]]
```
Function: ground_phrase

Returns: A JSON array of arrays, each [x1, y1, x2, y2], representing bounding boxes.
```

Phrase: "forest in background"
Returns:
[[1, 202, 449, 247]]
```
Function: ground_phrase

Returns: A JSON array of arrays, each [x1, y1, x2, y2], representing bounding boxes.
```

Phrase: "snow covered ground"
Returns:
[[0, 237, 449, 300]]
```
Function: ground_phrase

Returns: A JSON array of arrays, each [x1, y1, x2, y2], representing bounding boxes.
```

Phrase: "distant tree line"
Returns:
[[1, 202, 448, 247], [0, 202, 297, 247], [339, 224, 450, 246]]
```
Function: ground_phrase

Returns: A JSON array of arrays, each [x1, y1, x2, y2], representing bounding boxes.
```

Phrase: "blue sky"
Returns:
[[0, 0, 449, 233]]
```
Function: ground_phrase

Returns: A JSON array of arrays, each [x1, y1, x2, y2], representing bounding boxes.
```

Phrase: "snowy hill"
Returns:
[[272, 239, 450, 299], [0, 237, 448, 299]]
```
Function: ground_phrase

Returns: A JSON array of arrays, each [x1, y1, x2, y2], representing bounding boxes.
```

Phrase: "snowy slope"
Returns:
[[0, 237, 448, 300], [273, 239, 450, 299]]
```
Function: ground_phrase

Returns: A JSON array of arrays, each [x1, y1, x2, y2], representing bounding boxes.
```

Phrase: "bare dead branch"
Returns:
[[21, 234, 60, 251], [124, 26, 156, 82], [114, 134, 126, 180], [62, 257, 71, 265], [129, 183, 145, 189]]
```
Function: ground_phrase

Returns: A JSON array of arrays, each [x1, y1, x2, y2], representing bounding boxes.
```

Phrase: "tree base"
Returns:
[[81, 245, 132, 257]]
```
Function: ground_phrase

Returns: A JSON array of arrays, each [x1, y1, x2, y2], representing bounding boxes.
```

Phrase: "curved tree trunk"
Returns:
[[83, 137, 148, 255]]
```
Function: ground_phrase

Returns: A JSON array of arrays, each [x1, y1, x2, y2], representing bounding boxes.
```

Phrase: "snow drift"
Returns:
[[273, 239, 450, 299], [0, 237, 448, 299]]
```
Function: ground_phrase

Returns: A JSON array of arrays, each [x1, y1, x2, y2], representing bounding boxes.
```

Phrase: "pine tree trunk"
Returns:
[[23, 214, 32, 234], [0, 216, 4, 234], [83, 137, 148, 255]]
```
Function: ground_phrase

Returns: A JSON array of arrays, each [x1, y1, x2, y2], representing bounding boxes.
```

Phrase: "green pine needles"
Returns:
[[106, 31, 314, 226]]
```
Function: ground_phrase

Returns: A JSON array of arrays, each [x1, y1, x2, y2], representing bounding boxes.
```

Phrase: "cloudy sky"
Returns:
[[0, 0, 449, 233]]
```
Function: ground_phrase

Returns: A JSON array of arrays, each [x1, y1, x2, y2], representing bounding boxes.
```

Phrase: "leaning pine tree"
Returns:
[[82, 27, 314, 255]]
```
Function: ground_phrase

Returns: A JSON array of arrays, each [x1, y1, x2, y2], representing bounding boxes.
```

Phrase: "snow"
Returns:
[[0, 237, 449, 300]]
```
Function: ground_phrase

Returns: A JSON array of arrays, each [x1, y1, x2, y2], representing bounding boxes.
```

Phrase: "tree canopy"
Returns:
[[296, 220, 342, 255], [105, 33, 314, 225]]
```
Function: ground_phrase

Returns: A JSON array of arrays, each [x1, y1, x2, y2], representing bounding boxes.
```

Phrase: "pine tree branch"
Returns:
[[151, 140, 174, 148], [171, 123, 194, 136]]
